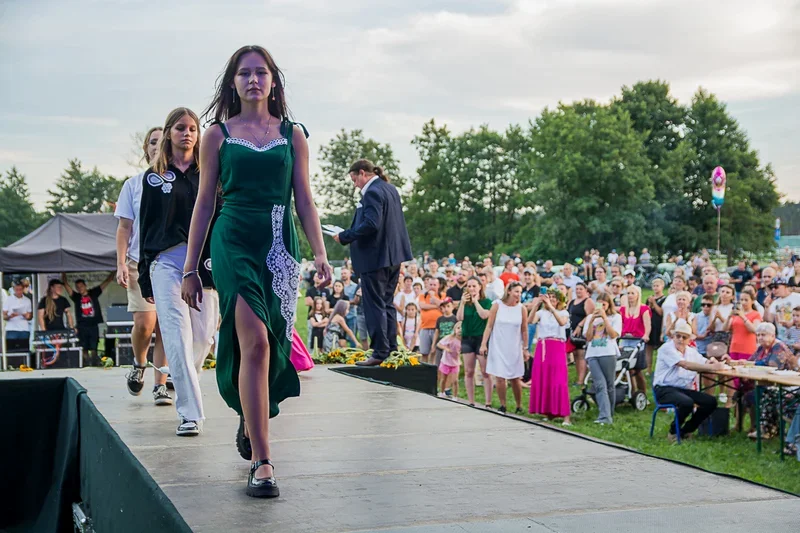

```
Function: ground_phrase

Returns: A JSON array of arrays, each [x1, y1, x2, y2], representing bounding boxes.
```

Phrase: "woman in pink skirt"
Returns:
[[529, 288, 571, 425]]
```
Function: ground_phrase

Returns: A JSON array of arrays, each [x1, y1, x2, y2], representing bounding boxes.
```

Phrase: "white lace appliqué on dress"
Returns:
[[265, 205, 301, 341], [226, 137, 288, 153]]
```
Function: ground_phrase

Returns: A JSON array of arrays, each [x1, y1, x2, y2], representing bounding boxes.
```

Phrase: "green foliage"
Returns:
[[0, 167, 45, 247], [406, 120, 536, 258], [402, 83, 782, 262], [311, 129, 403, 260], [527, 100, 656, 258], [46, 159, 125, 215]]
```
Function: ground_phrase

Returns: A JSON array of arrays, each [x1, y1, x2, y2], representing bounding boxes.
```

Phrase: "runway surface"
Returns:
[[4, 366, 798, 532]]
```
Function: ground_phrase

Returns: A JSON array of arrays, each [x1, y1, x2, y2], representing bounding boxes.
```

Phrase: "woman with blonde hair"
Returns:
[[664, 291, 695, 340], [115, 125, 170, 403], [583, 292, 622, 425], [620, 284, 651, 393]]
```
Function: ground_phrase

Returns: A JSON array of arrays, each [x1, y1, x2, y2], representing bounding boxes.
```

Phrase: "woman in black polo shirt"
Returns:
[[138, 107, 218, 438]]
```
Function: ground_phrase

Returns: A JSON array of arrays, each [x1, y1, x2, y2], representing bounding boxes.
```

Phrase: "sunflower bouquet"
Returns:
[[379, 349, 421, 370], [312, 347, 371, 365]]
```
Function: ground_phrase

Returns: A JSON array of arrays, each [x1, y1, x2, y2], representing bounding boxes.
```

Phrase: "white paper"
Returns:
[[322, 224, 345, 237]]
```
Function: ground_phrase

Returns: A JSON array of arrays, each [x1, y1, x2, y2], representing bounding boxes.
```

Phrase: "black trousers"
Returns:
[[655, 386, 717, 435], [359, 265, 401, 360]]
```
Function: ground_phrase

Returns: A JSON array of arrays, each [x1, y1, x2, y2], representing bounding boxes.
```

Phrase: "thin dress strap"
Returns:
[[219, 122, 230, 139]]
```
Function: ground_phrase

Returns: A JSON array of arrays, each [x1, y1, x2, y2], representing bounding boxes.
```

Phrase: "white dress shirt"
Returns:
[[360, 175, 380, 197]]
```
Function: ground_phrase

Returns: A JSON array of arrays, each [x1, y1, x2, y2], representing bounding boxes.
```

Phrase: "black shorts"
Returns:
[[461, 335, 483, 354], [77, 325, 100, 351]]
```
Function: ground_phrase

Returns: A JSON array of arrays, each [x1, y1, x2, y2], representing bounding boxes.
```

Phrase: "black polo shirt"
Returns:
[[137, 163, 216, 298]]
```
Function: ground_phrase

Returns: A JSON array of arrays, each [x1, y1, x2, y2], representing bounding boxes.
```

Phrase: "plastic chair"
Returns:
[[650, 386, 681, 443]]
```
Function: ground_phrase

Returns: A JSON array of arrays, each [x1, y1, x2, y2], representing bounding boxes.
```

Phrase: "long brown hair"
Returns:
[[596, 292, 618, 315], [43, 281, 61, 323], [141, 126, 163, 165], [152, 108, 201, 175], [349, 159, 389, 182], [202, 45, 290, 124]]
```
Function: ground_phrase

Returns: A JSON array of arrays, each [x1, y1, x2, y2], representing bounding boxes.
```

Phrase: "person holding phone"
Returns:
[[583, 293, 622, 425]]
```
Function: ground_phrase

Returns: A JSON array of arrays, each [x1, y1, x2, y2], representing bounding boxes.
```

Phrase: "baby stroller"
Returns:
[[571, 335, 648, 414]]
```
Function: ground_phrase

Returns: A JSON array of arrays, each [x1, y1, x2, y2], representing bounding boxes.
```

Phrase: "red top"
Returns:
[[621, 305, 651, 338], [499, 272, 520, 286]]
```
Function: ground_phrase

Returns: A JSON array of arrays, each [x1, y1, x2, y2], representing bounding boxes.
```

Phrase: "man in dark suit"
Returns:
[[333, 159, 413, 366]]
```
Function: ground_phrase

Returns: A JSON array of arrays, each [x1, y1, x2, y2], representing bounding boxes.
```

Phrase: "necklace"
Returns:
[[242, 115, 272, 148]]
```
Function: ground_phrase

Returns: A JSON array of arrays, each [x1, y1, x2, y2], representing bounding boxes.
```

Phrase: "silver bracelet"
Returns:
[[182, 270, 199, 279]]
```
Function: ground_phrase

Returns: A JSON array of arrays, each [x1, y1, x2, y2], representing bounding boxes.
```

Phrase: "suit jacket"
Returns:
[[339, 178, 413, 275]]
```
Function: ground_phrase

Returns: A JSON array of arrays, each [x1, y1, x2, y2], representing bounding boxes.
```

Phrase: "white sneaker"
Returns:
[[176, 418, 200, 436], [153, 384, 173, 406]]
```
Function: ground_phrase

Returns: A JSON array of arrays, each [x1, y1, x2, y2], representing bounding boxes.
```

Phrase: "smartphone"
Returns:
[[540, 286, 547, 295]]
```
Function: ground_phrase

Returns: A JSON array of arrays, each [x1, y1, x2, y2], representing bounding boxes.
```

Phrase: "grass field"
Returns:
[[295, 296, 800, 495]]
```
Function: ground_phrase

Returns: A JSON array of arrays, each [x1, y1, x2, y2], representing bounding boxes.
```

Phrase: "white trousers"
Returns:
[[151, 245, 218, 422]]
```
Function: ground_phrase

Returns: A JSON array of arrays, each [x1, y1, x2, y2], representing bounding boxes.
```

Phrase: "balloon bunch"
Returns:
[[711, 166, 726, 210]]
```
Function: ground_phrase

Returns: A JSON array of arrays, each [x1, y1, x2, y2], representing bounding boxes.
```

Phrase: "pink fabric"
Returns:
[[621, 305, 650, 338], [438, 363, 459, 375], [729, 351, 751, 389], [529, 338, 570, 417], [290, 328, 315, 372]]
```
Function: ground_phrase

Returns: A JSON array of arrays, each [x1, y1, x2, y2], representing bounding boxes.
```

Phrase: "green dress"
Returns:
[[211, 120, 305, 418]]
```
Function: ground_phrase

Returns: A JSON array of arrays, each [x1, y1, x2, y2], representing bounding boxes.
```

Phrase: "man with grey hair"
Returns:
[[757, 267, 776, 307], [692, 274, 719, 313], [653, 320, 726, 442]]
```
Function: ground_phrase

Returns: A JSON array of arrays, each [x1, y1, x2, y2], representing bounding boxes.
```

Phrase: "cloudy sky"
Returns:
[[1, 0, 798, 207]]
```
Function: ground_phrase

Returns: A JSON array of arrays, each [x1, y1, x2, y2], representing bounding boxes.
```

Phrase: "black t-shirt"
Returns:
[[446, 285, 464, 302], [73, 286, 103, 327], [732, 269, 752, 292], [327, 292, 350, 310], [306, 285, 331, 317], [521, 285, 540, 304], [540, 271, 555, 283], [37, 296, 71, 331], [137, 163, 218, 299]]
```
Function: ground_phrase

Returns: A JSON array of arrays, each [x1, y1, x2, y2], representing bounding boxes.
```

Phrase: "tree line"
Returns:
[[0, 160, 123, 247], [0, 80, 787, 262], [310, 81, 783, 263]]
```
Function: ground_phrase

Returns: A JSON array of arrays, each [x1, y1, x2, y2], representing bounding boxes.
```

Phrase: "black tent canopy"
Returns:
[[0, 213, 118, 273]]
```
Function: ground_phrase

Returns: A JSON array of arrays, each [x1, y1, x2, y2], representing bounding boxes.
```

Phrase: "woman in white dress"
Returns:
[[480, 282, 529, 413]]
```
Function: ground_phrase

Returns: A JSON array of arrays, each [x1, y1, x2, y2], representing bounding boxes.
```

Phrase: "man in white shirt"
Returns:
[[653, 320, 725, 441], [482, 267, 505, 302], [561, 263, 582, 299], [3, 281, 32, 346], [766, 277, 800, 341], [607, 249, 619, 266]]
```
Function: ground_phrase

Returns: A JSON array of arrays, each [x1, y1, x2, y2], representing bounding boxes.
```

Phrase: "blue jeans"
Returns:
[[6, 331, 29, 341], [787, 405, 800, 447], [346, 316, 357, 347], [527, 324, 536, 351]]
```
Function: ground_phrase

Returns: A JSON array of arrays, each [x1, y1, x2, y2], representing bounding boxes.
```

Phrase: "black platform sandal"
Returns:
[[246, 459, 279, 498], [236, 416, 252, 460]]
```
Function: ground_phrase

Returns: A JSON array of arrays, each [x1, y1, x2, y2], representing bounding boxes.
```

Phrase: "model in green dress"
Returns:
[[182, 45, 331, 498]]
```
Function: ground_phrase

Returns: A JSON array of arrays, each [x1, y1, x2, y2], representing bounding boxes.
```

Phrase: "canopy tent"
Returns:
[[0, 213, 118, 273], [0, 213, 119, 368]]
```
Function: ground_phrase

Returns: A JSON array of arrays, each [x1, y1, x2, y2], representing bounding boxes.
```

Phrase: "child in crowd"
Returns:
[[308, 297, 329, 353], [693, 294, 715, 356], [431, 298, 458, 366], [401, 302, 421, 352], [787, 307, 800, 354], [437, 321, 462, 397]]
